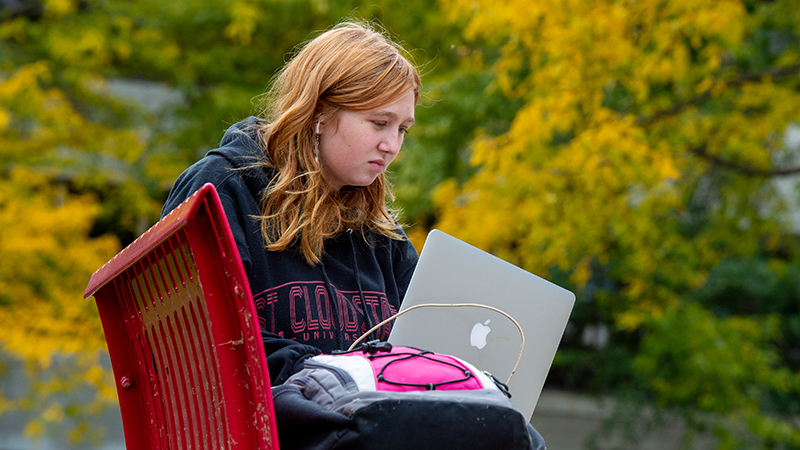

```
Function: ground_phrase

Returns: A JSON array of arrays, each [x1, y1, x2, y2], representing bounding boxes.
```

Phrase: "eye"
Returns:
[[399, 127, 411, 136], [372, 121, 388, 128]]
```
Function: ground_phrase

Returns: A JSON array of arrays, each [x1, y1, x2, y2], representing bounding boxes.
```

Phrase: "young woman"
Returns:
[[162, 22, 421, 385]]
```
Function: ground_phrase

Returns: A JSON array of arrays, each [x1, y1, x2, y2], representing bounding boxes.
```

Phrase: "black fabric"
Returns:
[[340, 400, 539, 450], [272, 379, 545, 450], [262, 334, 323, 385], [272, 348, 546, 450], [272, 385, 355, 450], [162, 117, 419, 385]]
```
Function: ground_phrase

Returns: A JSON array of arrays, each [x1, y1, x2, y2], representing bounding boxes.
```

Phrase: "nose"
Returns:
[[378, 133, 403, 156]]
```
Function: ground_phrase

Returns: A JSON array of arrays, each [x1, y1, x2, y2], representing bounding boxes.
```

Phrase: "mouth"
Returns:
[[368, 160, 385, 171]]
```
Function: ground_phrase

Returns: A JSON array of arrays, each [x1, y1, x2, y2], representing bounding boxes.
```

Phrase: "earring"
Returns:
[[314, 119, 321, 163]]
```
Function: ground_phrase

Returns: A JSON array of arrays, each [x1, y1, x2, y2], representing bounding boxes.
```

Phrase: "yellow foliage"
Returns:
[[0, 55, 155, 439], [0, 167, 120, 437], [24, 421, 45, 439], [0, 108, 10, 130], [0, 63, 121, 161], [0, 168, 118, 363], [47, 27, 112, 67], [430, 6, 800, 442], [44, 0, 78, 18], [225, 0, 260, 45], [434, 0, 798, 335]]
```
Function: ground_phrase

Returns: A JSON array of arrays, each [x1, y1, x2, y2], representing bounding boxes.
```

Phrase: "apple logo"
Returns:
[[470, 319, 491, 349]]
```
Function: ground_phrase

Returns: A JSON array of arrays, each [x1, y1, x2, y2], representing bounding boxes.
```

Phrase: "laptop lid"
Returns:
[[388, 229, 575, 420]]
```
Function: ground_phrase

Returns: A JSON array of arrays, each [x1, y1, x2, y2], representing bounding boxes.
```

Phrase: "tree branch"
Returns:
[[689, 143, 800, 178], [637, 63, 800, 126], [728, 63, 800, 87], [637, 92, 711, 125]]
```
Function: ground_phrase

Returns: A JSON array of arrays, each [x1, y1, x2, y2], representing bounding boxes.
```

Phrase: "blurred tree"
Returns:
[[7, 0, 799, 447], [431, 0, 800, 447], [0, 0, 467, 442], [0, 58, 129, 442]]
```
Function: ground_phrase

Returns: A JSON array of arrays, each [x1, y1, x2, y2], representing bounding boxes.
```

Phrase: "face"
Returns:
[[318, 90, 416, 192]]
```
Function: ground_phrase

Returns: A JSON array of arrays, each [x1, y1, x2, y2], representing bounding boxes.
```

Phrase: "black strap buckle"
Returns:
[[361, 340, 393, 354]]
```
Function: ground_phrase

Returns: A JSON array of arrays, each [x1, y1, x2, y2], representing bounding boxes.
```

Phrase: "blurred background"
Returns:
[[1, 0, 799, 448]]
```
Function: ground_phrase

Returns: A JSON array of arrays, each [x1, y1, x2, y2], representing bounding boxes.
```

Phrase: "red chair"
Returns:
[[84, 183, 279, 450]]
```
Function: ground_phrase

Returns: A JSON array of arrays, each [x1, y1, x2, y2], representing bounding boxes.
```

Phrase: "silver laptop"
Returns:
[[389, 229, 575, 420]]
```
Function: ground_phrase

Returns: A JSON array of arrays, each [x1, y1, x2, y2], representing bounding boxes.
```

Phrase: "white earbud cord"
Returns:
[[347, 303, 525, 385]]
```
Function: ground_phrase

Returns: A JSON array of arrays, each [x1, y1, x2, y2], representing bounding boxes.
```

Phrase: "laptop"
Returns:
[[388, 229, 575, 420]]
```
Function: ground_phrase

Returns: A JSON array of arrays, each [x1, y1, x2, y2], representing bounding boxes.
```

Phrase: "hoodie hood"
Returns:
[[210, 116, 272, 199], [218, 116, 266, 156]]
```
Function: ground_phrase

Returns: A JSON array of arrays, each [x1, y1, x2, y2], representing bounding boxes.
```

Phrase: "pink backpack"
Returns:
[[271, 341, 544, 450]]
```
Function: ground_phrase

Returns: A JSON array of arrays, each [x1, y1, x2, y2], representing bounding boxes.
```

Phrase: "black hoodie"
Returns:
[[162, 117, 419, 384]]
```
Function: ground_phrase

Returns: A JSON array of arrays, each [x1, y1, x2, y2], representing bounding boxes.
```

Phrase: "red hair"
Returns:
[[254, 21, 421, 264]]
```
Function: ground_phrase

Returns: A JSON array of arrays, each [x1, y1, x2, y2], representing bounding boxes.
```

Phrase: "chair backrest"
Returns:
[[84, 183, 279, 450]]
